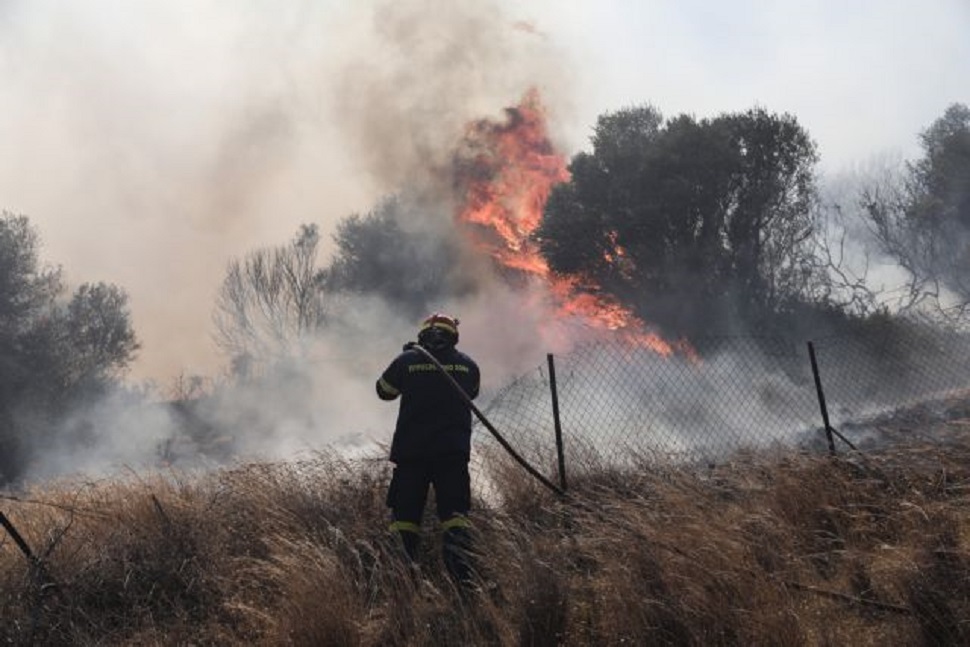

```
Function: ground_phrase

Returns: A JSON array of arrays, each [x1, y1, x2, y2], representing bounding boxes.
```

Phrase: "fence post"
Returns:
[[0, 510, 38, 566], [807, 341, 836, 455], [547, 353, 568, 492]]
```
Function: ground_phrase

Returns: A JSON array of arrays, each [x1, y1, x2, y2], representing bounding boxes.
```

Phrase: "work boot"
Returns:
[[442, 526, 476, 589], [390, 528, 422, 587], [398, 529, 420, 562]]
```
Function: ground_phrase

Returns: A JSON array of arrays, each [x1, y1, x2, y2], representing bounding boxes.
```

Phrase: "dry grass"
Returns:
[[2, 431, 970, 646]]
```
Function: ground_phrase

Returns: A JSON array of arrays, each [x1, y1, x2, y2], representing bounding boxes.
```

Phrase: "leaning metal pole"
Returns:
[[411, 344, 565, 497], [0, 510, 39, 566], [807, 341, 858, 453], [807, 341, 837, 455]]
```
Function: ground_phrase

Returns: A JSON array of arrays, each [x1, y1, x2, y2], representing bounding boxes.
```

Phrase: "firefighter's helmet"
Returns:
[[418, 312, 459, 349]]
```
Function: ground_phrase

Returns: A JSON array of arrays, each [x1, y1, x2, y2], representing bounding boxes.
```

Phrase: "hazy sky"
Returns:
[[0, 0, 967, 384], [526, 0, 970, 168]]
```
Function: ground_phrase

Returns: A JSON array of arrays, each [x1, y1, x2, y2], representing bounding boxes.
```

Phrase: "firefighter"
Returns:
[[376, 313, 481, 586]]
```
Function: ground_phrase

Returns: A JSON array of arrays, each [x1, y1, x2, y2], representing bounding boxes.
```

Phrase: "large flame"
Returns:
[[454, 88, 686, 357]]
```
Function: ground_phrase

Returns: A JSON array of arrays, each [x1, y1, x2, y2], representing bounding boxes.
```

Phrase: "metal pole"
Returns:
[[0, 510, 38, 565], [547, 353, 567, 492], [807, 341, 836, 455]]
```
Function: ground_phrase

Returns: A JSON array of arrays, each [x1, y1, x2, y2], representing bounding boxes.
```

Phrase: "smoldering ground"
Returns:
[[468, 328, 970, 484]]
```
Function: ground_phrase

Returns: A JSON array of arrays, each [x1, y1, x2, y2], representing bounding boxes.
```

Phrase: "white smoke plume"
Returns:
[[0, 0, 572, 385], [0, 0, 582, 482]]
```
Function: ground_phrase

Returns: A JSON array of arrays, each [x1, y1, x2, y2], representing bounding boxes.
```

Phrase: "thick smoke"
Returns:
[[0, 0, 571, 385], [7, 2, 958, 485], [0, 0, 580, 482]]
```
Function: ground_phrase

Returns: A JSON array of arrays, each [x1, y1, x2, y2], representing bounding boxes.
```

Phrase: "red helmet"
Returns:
[[419, 312, 459, 348]]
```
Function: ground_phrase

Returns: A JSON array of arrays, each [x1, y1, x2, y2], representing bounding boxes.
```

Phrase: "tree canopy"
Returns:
[[0, 212, 138, 483], [536, 106, 820, 336], [322, 197, 470, 318]]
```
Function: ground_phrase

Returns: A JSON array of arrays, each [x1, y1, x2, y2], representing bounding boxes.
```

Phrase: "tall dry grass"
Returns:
[[2, 432, 970, 645]]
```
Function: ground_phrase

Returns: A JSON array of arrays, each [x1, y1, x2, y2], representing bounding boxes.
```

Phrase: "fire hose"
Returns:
[[0, 510, 38, 565], [410, 343, 565, 497]]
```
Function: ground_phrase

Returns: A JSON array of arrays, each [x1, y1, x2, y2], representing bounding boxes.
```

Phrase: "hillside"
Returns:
[[2, 415, 970, 646]]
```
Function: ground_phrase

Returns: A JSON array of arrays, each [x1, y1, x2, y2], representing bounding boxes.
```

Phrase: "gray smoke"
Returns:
[[0, 0, 572, 385], [0, 0, 583, 483]]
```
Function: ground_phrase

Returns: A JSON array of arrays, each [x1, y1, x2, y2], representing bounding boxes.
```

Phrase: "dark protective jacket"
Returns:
[[376, 346, 480, 463]]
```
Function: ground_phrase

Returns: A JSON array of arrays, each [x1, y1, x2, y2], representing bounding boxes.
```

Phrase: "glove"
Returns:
[[402, 341, 417, 351]]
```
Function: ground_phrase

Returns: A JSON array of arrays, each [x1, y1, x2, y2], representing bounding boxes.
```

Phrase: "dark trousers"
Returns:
[[386, 457, 475, 584]]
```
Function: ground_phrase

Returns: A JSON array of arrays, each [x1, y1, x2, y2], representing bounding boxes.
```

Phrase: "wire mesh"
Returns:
[[469, 323, 970, 503], [811, 320, 970, 445]]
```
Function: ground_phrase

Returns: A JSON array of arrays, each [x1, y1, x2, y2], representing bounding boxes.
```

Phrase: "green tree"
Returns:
[[0, 212, 138, 483], [54, 283, 139, 388], [912, 103, 970, 228], [0, 213, 61, 336], [323, 197, 467, 318], [536, 106, 820, 335]]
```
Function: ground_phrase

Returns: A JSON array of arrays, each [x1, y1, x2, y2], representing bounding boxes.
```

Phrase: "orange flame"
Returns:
[[455, 89, 690, 357], [458, 87, 567, 262]]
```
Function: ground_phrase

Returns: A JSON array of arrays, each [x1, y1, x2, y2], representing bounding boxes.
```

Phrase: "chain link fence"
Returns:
[[469, 321, 970, 502]]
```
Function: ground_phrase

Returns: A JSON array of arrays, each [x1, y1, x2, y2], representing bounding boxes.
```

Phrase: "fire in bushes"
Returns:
[[453, 88, 692, 357]]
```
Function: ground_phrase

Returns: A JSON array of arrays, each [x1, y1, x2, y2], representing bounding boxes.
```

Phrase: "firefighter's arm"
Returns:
[[376, 376, 399, 400], [376, 357, 403, 400]]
